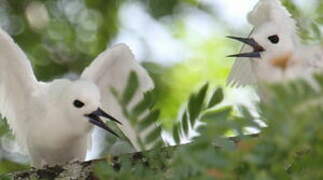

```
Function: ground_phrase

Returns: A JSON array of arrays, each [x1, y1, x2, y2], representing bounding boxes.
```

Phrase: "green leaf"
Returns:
[[214, 137, 235, 151], [138, 110, 160, 131], [122, 71, 139, 105], [145, 126, 162, 144], [316, 16, 323, 24], [132, 90, 155, 116], [196, 83, 209, 107], [152, 139, 164, 148], [0, 160, 29, 174], [311, 23, 321, 39], [314, 73, 323, 87], [188, 94, 196, 118], [208, 87, 223, 108], [181, 112, 189, 136], [197, 107, 233, 137], [173, 124, 180, 144], [188, 83, 209, 126], [201, 106, 232, 123], [0, 175, 11, 180], [110, 87, 119, 99]]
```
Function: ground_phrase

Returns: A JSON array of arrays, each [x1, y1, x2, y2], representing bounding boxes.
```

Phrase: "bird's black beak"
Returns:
[[227, 36, 265, 58], [85, 108, 122, 137]]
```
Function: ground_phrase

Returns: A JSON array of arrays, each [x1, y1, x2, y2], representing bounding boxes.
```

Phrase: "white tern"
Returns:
[[0, 28, 154, 168], [227, 0, 323, 86]]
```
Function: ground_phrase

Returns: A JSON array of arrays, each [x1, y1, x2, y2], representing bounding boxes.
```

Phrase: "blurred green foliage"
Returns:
[[0, 0, 321, 177], [93, 74, 323, 180], [110, 71, 164, 151]]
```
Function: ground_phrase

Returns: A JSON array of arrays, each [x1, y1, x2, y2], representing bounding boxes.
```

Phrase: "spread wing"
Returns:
[[227, 29, 257, 87], [0, 28, 39, 147], [81, 44, 154, 151]]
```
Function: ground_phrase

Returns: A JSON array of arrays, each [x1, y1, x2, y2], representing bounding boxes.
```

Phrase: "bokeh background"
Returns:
[[0, 0, 321, 173]]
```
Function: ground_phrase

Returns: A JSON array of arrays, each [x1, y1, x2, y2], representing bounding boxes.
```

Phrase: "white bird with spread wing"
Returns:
[[0, 28, 153, 168], [227, 0, 323, 86]]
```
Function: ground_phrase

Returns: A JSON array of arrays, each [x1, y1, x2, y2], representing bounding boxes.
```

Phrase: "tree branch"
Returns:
[[3, 134, 260, 180]]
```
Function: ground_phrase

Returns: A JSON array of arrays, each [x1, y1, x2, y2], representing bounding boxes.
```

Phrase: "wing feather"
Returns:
[[81, 44, 154, 151], [227, 29, 257, 87], [0, 28, 38, 148]]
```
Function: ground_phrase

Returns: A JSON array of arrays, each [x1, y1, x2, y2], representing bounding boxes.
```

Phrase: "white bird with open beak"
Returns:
[[0, 28, 154, 168], [227, 0, 323, 87]]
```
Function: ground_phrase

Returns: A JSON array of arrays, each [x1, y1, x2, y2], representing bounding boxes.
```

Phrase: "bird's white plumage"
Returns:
[[81, 44, 154, 151], [227, 48, 257, 87], [227, 0, 322, 86], [228, 0, 296, 86], [303, 45, 323, 69], [227, 29, 257, 87], [247, 0, 296, 28], [0, 28, 39, 150], [0, 28, 154, 168]]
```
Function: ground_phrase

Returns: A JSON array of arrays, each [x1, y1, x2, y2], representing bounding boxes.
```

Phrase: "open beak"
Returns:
[[85, 108, 122, 137], [227, 36, 265, 58]]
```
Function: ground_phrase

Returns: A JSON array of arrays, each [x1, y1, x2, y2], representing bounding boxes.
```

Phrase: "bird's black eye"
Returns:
[[73, 100, 84, 108], [268, 35, 279, 44]]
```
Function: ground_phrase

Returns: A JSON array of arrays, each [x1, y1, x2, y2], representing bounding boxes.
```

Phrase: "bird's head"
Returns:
[[64, 80, 121, 137], [228, 0, 298, 70], [228, 23, 296, 69]]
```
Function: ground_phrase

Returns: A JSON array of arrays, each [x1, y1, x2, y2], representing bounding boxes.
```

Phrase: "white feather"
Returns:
[[303, 45, 323, 69], [248, 0, 296, 28], [227, 0, 299, 87], [0, 28, 39, 150], [0, 27, 156, 168], [227, 29, 257, 87], [81, 44, 154, 151]]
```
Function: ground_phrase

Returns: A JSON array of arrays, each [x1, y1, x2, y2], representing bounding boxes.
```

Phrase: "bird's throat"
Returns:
[[270, 53, 292, 70]]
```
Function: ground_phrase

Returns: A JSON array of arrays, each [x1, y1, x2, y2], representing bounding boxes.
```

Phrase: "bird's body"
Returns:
[[227, 0, 323, 87], [0, 27, 154, 168], [251, 44, 323, 83], [26, 80, 94, 167]]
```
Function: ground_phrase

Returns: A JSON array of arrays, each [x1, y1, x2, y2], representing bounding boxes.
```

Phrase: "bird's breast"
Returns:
[[28, 112, 92, 149]]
